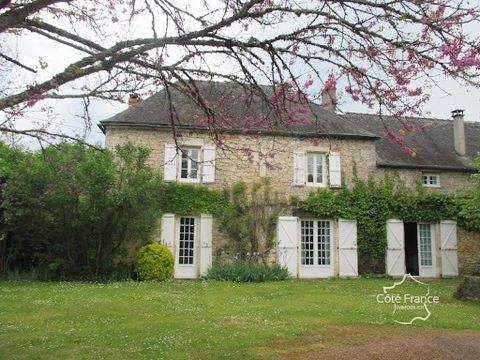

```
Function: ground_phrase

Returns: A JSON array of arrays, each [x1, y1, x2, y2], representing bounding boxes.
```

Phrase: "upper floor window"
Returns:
[[164, 144, 216, 183], [180, 148, 200, 182], [306, 153, 326, 186], [293, 151, 341, 188], [422, 173, 440, 187]]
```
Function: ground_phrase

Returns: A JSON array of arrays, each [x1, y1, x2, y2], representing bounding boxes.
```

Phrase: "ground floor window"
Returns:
[[301, 220, 331, 266]]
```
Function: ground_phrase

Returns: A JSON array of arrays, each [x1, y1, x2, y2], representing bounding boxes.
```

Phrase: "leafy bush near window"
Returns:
[[135, 243, 174, 281], [204, 262, 289, 282]]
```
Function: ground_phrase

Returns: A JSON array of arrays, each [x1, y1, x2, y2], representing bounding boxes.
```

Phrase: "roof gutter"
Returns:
[[377, 162, 476, 173]]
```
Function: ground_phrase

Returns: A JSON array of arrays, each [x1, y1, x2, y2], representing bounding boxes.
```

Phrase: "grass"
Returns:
[[0, 278, 478, 359]]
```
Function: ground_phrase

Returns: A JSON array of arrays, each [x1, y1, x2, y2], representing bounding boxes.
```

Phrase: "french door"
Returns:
[[299, 220, 334, 278], [175, 217, 197, 278], [418, 223, 435, 277]]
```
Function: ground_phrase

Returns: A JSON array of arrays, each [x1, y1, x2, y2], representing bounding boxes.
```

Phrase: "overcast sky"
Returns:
[[2, 2, 479, 148]]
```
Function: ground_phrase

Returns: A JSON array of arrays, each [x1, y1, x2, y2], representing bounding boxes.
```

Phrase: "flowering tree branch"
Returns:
[[0, 0, 479, 151]]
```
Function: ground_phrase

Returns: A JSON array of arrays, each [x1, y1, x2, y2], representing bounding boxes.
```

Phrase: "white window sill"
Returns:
[[306, 182, 327, 188], [422, 184, 441, 188], [178, 178, 201, 184]]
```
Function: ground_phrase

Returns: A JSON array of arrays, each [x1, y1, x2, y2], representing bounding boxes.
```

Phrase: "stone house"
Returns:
[[99, 82, 480, 279]]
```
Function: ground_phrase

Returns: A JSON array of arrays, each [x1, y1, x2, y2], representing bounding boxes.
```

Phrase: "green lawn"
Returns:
[[0, 278, 478, 359]]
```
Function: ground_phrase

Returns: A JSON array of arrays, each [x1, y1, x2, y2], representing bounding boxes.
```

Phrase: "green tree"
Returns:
[[1, 142, 163, 279], [459, 156, 480, 231]]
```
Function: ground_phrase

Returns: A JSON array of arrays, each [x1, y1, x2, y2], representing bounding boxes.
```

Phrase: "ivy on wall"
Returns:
[[301, 175, 464, 272], [157, 183, 229, 217], [156, 163, 478, 273]]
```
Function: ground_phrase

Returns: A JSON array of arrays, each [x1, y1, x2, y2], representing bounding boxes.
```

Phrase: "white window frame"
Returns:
[[418, 223, 433, 267], [422, 173, 440, 188], [306, 153, 327, 187], [177, 216, 196, 266], [179, 147, 201, 183], [300, 219, 332, 267]]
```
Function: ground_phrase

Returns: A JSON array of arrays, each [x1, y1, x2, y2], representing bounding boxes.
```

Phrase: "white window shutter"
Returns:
[[293, 151, 305, 186], [161, 213, 175, 256], [386, 219, 405, 276], [202, 144, 216, 183], [338, 219, 358, 277], [440, 220, 458, 276], [329, 152, 341, 188], [199, 214, 213, 276], [277, 216, 298, 278], [164, 144, 177, 182]]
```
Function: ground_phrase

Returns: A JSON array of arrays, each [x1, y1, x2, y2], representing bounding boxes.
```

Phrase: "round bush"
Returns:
[[135, 243, 174, 281]]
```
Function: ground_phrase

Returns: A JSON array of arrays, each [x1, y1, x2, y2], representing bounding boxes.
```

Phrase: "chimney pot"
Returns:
[[128, 93, 141, 106], [321, 81, 337, 112], [452, 109, 466, 156]]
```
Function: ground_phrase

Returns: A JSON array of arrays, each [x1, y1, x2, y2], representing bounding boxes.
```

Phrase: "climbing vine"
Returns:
[[216, 179, 284, 263], [157, 183, 229, 217], [301, 176, 463, 273]]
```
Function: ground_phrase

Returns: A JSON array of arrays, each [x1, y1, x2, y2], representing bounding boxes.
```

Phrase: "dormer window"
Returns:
[[422, 173, 440, 187]]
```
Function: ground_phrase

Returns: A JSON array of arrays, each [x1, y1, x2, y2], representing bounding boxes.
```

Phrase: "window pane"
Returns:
[[190, 149, 199, 161], [316, 155, 323, 184], [179, 217, 195, 265], [317, 221, 330, 265], [419, 224, 432, 266], [307, 155, 314, 183], [301, 220, 314, 265], [181, 153, 189, 179], [190, 158, 198, 179]]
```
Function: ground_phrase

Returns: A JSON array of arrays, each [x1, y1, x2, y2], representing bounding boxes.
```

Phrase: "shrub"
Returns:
[[135, 243, 174, 281], [1, 142, 163, 279], [204, 262, 289, 282]]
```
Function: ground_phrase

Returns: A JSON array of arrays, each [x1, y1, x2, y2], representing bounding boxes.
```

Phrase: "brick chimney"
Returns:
[[321, 81, 337, 111], [452, 109, 466, 156], [128, 93, 141, 106]]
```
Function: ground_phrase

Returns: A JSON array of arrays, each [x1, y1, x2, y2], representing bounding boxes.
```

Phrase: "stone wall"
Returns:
[[107, 126, 478, 276], [458, 227, 480, 276], [106, 126, 473, 197], [379, 168, 472, 195], [106, 126, 376, 201]]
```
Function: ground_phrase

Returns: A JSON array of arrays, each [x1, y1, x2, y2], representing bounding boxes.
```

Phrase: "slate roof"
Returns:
[[99, 81, 378, 139], [345, 113, 480, 172], [99, 81, 480, 172]]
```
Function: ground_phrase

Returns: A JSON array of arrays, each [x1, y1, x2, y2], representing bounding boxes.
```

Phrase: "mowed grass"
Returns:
[[0, 278, 479, 359]]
